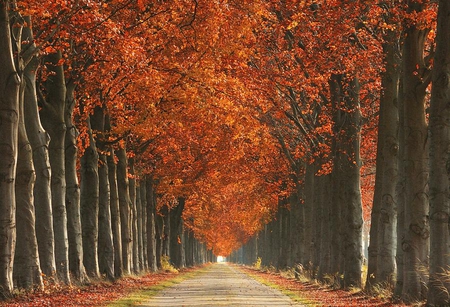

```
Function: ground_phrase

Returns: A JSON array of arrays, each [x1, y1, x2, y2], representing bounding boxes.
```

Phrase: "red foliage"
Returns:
[[1, 268, 197, 307]]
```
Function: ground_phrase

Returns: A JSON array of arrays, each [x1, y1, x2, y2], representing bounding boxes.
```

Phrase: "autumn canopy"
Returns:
[[1, 0, 450, 306]]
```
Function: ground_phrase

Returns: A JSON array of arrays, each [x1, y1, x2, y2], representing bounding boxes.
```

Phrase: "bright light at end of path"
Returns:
[[217, 256, 225, 262]]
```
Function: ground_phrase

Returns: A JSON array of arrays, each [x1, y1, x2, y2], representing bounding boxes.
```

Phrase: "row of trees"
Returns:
[[231, 1, 450, 306], [2, 0, 450, 306]]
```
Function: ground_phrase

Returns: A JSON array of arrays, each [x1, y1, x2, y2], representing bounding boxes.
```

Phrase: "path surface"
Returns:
[[141, 263, 304, 306]]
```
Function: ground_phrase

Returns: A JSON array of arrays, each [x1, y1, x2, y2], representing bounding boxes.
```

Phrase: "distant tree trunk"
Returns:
[[317, 173, 332, 281], [65, 82, 88, 283], [0, 2, 19, 295], [170, 198, 186, 268], [136, 182, 144, 271], [22, 18, 56, 279], [427, 2, 450, 305], [39, 51, 70, 285], [146, 177, 158, 272], [375, 26, 400, 287], [155, 209, 164, 269], [400, 7, 431, 301], [139, 181, 148, 270], [108, 147, 123, 278], [161, 205, 170, 259], [91, 106, 114, 281], [117, 147, 132, 274], [129, 158, 139, 273], [302, 162, 315, 270], [80, 118, 100, 278], [14, 24, 43, 288]]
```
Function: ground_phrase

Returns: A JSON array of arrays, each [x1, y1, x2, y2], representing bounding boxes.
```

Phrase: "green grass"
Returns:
[[105, 267, 209, 307]]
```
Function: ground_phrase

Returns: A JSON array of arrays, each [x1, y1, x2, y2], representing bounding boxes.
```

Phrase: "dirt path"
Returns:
[[141, 262, 304, 306]]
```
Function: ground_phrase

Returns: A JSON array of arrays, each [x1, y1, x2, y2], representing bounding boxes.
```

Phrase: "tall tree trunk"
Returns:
[[22, 17, 56, 279], [146, 177, 158, 272], [170, 198, 186, 269], [427, 2, 450, 305], [375, 26, 400, 287], [65, 82, 88, 283], [0, 2, 19, 295], [317, 173, 332, 281], [80, 118, 100, 278], [14, 27, 43, 288], [401, 5, 431, 300], [136, 182, 144, 272], [129, 158, 139, 273], [302, 162, 315, 271], [139, 181, 148, 270], [108, 147, 123, 278], [117, 147, 132, 274], [335, 76, 363, 288], [91, 106, 114, 281], [39, 51, 70, 285]]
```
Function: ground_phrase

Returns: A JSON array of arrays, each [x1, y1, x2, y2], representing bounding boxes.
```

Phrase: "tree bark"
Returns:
[[80, 118, 100, 278], [0, 2, 20, 295], [400, 8, 431, 301], [65, 82, 88, 283], [427, 1, 450, 305], [375, 26, 400, 287], [146, 177, 158, 272], [170, 198, 186, 268], [108, 147, 123, 278], [129, 158, 139, 273], [13, 22, 43, 288], [22, 17, 56, 280], [117, 147, 132, 274], [40, 51, 70, 284], [139, 181, 148, 270]]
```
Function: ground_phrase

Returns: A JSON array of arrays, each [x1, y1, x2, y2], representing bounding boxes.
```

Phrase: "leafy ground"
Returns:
[[239, 266, 414, 306], [0, 267, 200, 307]]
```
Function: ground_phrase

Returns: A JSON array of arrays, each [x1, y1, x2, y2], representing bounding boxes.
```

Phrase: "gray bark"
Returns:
[[117, 147, 132, 274], [92, 107, 114, 281], [108, 147, 123, 278], [139, 181, 148, 270], [400, 11, 431, 302], [80, 118, 100, 278], [22, 17, 56, 279], [65, 83, 88, 283], [129, 158, 139, 273], [375, 26, 400, 287], [146, 177, 158, 272], [170, 198, 186, 268], [136, 182, 144, 272], [427, 1, 450, 305], [40, 51, 70, 284], [0, 1, 20, 295], [13, 22, 43, 288]]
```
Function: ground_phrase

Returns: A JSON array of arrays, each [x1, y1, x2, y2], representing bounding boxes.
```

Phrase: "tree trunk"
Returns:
[[80, 118, 100, 278], [334, 76, 363, 288], [375, 26, 400, 287], [170, 198, 186, 268], [65, 83, 88, 283], [22, 18, 56, 279], [303, 162, 315, 271], [117, 147, 132, 274], [129, 158, 139, 273], [317, 173, 332, 281], [0, 2, 19, 294], [427, 2, 450, 305], [139, 181, 148, 270], [108, 147, 123, 279], [39, 51, 70, 285], [91, 106, 114, 281], [14, 32, 43, 289], [146, 177, 158, 272], [401, 13, 430, 302], [136, 182, 144, 272]]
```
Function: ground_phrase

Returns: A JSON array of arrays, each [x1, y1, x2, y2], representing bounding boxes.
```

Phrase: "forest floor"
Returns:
[[0, 263, 419, 306]]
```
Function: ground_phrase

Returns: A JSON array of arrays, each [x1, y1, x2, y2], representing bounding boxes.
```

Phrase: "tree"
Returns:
[[427, 1, 450, 305]]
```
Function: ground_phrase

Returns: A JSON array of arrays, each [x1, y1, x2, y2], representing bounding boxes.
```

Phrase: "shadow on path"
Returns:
[[141, 262, 304, 306]]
